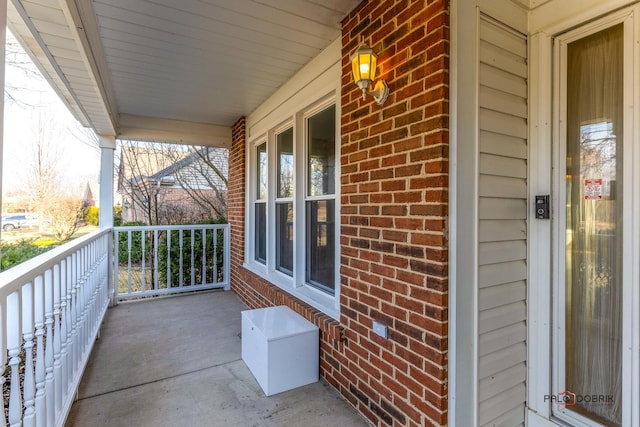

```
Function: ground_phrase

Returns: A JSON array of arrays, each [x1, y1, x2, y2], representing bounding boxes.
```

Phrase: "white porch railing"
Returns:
[[114, 224, 230, 300], [0, 224, 230, 426], [0, 229, 112, 427]]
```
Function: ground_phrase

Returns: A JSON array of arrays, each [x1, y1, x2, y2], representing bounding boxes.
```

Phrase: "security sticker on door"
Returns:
[[584, 178, 603, 200]]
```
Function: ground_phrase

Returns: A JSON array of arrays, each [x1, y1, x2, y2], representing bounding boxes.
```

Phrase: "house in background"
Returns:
[[1, 0, 638, 426], [117, 146, 228, 223], [81, 182, 95, 208]]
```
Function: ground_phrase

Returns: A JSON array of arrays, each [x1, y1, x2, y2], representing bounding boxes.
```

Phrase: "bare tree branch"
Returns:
[[117, 140, 228, 225], [5, 31, 45, 108]]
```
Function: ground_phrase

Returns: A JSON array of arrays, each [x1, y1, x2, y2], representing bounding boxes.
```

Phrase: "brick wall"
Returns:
[[229, 117, 246, 278], [338, 0, 450, 425], [227, 1, 450, 425]]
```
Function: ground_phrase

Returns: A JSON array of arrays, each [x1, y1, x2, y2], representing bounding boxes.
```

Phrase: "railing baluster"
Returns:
[[113, 230, 120, 300], [154, 230, 159, 290], [213, 228, 218, 284], [190, 229, 195, 286], [201, 227, 206, 285], [167, 230, 171, 289], [34, 275, 46, 427], [141, 230, 146, 293], [22, 282, 35, 427], [7, 291, 22, 427], [79, 246, 87, 355], [127, 231, 132, 296], [89, 241, 97, 333], [60, 258, 69, 397], [71, 252, 79, 377], [179, 229, 184, 288], [85, 243, 92, 341], [44, 270, 54, 426], [53, 264, 62, 416]]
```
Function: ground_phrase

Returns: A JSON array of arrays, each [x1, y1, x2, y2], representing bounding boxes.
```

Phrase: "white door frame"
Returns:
[[527, 2, 640, 426]]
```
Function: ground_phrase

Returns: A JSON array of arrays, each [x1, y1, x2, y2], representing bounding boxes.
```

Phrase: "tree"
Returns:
[[117, 140, 228, 225], [47, 197, 84, 241], [165, 146, 228, 219], [117, 141, 175, 225], [21, 109, 64, 230]]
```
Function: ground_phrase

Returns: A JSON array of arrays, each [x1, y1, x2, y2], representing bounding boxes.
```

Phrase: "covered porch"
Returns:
[[0, 1, 367, 425], [0, 0, 456, 426], [66, 290, 366, 427]]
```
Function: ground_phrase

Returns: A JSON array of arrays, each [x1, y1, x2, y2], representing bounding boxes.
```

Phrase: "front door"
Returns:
[[552, 9, 637, 427]]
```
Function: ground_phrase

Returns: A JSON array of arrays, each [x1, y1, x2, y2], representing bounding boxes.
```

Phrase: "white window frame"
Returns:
[[244, 94, 341, 319]]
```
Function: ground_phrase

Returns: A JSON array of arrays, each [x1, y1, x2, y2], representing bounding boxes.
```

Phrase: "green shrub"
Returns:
[[116, 221, 148, 263], [84, 206, 99, 226], [158, 218, 227, 287], [113, 207, 122, 227], [1, 240, 53, 271]]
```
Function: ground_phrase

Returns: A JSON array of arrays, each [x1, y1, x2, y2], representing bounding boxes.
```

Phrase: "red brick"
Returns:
[[382, 229, 408, 242], [370, 192, 393, 203], [370, 143, 394, 158], [393, 136, 423, 152], [381, 278, 409, 294], [381, 153, 408, 167], [395, 164, 422, 177], [394, 191, 423, 203], [381, 179, 406, 191], [338, 0, 449, 425]]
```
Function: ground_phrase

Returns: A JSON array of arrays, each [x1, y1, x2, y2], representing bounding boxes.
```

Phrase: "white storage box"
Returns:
[[241, 306, 319, 396]]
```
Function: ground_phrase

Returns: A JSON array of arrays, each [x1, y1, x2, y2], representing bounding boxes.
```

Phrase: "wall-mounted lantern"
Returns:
[[350, 40, 389, 105]]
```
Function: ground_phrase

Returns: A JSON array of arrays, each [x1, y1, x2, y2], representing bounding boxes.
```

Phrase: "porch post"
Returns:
[[0, 0, 7, 242], [98, 135, 116, 306], [98, 135, 115, 229]]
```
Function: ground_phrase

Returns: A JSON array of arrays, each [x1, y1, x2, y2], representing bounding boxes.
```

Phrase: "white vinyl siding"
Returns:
[[477, 16, 528, 427]]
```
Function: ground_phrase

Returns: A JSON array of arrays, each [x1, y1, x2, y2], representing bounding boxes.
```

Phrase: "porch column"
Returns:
[[0, 0, 7, 241], [98, 135, 116, 305], [98, 135, 116, 229]]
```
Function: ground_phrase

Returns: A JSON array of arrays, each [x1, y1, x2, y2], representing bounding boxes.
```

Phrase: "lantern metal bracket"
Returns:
[[359, 80, 389, 105]]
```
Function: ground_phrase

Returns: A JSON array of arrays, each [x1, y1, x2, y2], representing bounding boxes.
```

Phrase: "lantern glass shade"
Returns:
[[350, 43, 377, 85], [349, 40, 389, 105]]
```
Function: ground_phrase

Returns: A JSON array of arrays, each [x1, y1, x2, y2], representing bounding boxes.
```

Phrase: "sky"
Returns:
[[2, 31, 100, 198]]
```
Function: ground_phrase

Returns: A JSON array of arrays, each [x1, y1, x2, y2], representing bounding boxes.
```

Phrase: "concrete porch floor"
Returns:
[[66, 290, 369, 427]]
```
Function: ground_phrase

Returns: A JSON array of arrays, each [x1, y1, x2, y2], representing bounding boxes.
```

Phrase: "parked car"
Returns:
[[1, 214, 38, 231]]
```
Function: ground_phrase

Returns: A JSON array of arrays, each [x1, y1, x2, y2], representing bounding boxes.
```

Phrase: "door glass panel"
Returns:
[[565, 24, 622, 426]]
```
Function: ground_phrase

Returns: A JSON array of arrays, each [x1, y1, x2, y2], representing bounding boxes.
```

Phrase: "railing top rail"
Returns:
[[115, 224, 229, 232], [0, 228, 112, 294]]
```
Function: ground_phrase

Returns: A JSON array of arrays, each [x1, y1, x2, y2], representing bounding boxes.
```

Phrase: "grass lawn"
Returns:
[[0, 224, 99, 244]]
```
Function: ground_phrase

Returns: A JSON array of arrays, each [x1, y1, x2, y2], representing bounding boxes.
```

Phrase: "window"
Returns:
[[245, 100, 339, 317], [558, 23, 623, 426], [306, 105, 336, 292], [276, 128, 294, 275], [254, 142, 267, 264]]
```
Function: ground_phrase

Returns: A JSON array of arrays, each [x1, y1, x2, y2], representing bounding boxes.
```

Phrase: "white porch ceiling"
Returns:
[[7, 0, 361, 146]]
